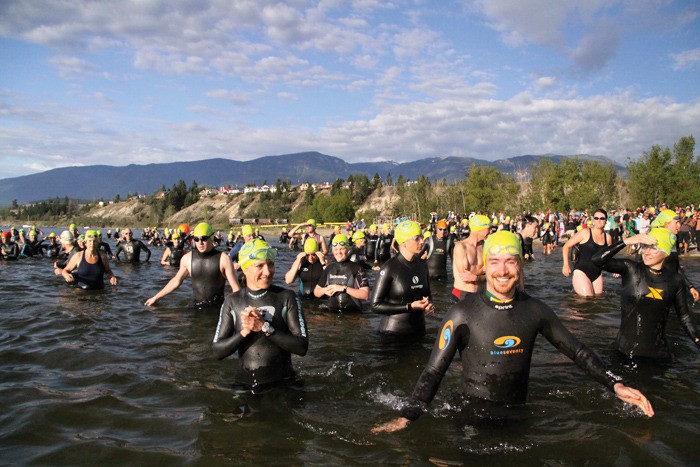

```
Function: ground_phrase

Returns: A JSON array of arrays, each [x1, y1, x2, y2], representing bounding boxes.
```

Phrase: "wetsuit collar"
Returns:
[[246, 288, 269, 299]]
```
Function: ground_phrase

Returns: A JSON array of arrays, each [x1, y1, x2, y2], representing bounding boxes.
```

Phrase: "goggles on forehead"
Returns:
[[332, 241, 348, 247], [245, 247, 278, 262], [486, 244, 521, 257]]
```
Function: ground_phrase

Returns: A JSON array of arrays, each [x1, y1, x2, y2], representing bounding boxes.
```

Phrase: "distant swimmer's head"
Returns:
[[49, 232, 56, 238], [352, 231, 366, 243], [306, 219, 317, 228], [369, 224, 378, 234], [2, 231, 11, 240], [29, 230, 37, 237], [69, 223, 76, 230], [646, 228, 675, 256], [178, 223, 190, 235], [85, 230, 97, 239], [172, 232, 181, 240], [241, 224, 254, 237], [483, 230, 522, 264], [96, 230, 102, 237], [239, 239, 277, 271], [653, 209, 681, 234], [469, 215, 491, 232], [394, 220, 423, 249], [304, 237, 319, 254], [60, 230, 74, 244], [382, 223, 391, 234], [436, 220, 448, 233]]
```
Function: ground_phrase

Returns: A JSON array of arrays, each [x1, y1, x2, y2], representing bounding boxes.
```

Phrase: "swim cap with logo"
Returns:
[[647, 228, 675, 256], [239, 239, 277, 270], [394, 220, 422, 245], [469, 215, 491, 232], [652, 209, 679, 228], [483, 230, 523, 263]]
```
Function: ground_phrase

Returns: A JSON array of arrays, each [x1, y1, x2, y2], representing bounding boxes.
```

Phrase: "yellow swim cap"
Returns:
[[483, 230, 522, 263], [306, 219, 316, 227], [239, 239, 277, 270], [394, 220, 422, 245], [241, 224, 254, 236], [369, 224, 378, 232], [172, 232, 181, 239], [352, 231, 365, 241], [652, 209, 679, 228], [85, 230, 97, 238], [331, 234, 349, 246], [382, 223, 391, 233], [470, 215, 491, 232], [193, 222, 214, 238], [648, 228, 675, 256], [304, 237, 319, 253]]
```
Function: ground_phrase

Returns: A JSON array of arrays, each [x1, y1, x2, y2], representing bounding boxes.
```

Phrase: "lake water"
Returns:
[[1, 229, 699, 465]]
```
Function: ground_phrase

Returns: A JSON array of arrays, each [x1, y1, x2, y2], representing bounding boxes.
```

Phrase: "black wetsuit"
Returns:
[[349, 246, 374, 270], [317, 259, 369, 312], [20, 240, 45, 257], [76, 253, 106, 290], [422, 235, 452, 280], [375, 233, 394, 263], [519, 233, 534, 259], [366, 234, 379, 262], [400, 288, 622, 420], [46, 242, 61, 258], [1, 241, 20, 260], [191, 249, 226, 308], [98, 241, 113, 258], [592, 241, 700, 359], [294, 257, 324, 299], [573, 230, 608, 282], [371, 253, 432, 336], [115, 240, 151, 263], [166, 242, 186, 267], [55, 246, 82, 269], [212, 285, 309, 386]]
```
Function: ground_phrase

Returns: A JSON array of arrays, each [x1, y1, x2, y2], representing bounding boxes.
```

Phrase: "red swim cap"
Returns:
[[178, 223, 190, 234]]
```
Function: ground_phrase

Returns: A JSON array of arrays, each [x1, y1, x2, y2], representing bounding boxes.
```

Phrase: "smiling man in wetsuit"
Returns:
[[145, 223, 240, 309], [212, 239, 308, 387], [373, 230, 654, 433]]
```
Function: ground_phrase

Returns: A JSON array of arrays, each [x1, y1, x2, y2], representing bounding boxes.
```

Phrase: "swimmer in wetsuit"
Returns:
[[592, 228, 700, 359], [145, 223, 240, 309], [160, 232, 186, 267], [451, 214, 491, 301], [53, 230, 82, 274], [562, 209, 612, 296], [1, 231, 20, 260], [374, 224, 394, 263], [212, 239, 308, 387], [60, 230, 118, 289], [517, 215, 539, 261], [421, 219, 452, 281], [314, 234, 370, 313], [372, 230, 654, 434], [285, 237, 327, 299], [114, 229, 151, 263], [371, 220, 435, 336]]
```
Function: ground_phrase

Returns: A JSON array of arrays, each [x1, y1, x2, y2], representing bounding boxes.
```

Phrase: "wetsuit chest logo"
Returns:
[[645, 287, 664, 300], [490, 335, 524, 356], [410, 276, 423, 289], [439, 320, 454, 349]]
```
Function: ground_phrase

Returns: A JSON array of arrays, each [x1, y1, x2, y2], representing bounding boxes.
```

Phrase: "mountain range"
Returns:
[[0, 151, 624, 205]]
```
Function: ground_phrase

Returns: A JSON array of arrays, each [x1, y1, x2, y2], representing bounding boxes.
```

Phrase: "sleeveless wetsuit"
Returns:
[[400, 288, 622, 420], [76, 253, 106, 290], [115, 240, 151, 262], [167, 243, 185, 267], [296, 257, 324, 299], [375, 234, 394, 263], [317, 259, 369, 312], [371, 253, 432, 336], [593, 241, 700, 358], [423, 235, 451, 280], [573, 230, 608, 282], [191, 249, 226, 308], [212, 285, 308, 386]]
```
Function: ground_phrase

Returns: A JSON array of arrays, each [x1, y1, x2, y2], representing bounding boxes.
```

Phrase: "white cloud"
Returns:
[[672, 47, 700, 71], [205, 89, 253, 106]]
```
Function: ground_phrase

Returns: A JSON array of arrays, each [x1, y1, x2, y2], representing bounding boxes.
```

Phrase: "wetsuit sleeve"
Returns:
[[370, 267, 407, 315], [114, 244, 124, 261], [673, 284, 700, 348], [140, 241, 151, 261], [539, 304, 622, 391], [212, 300, 246, 360], [677, 267, 696, 290], [269, 294, 308, 356], [591, 240, 629, 275], [401, 307, 468, 420]]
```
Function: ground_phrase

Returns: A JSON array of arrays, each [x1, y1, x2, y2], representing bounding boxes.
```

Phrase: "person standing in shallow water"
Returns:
[[372, 230, 654, 434], [212, 239, 308, 387], [561, 209, 611, 296], [145, 223, 239, 309], [60, 230, 118, 290]]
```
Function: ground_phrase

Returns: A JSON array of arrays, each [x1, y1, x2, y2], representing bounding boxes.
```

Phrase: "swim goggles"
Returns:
[[332, 241, 349, 247], [485, 244, 521, 256], [192, 235, 210, 242], [244, 247, 278, 262]]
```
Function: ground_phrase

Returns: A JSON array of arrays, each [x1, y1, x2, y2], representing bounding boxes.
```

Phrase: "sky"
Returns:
[[1, 0, 699, 181]]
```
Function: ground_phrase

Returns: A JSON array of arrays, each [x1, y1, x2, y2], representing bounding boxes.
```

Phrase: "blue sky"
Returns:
[[1, 0, 699, 180]]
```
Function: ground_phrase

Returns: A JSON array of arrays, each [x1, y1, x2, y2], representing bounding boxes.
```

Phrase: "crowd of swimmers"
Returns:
[[2, 204, 699, 434]]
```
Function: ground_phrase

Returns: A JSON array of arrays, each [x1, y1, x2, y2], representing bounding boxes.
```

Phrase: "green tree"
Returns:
[[461, 165, 518, 214]]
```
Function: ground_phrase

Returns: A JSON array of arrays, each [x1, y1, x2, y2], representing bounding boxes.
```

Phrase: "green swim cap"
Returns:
[[239, 239, 277, 270], [394, 220, 422, 245], [70, 223, 76, 230], [49, 232, 56, 238], [470, 215, 491, 232], [96, 230, 102, 236], [304, 237, 319, 253], [306, 219, 316, 227], [193, 222, 214, 238], [29, 230, 37, 236], [85, 230, 97, 238], [172, 232, 181, 239], [241, 225, 254, 236], [483, 230, 522, 263], [648, 228, 675, 256]]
